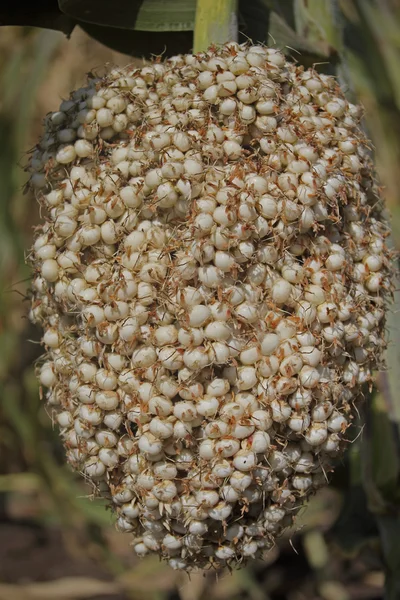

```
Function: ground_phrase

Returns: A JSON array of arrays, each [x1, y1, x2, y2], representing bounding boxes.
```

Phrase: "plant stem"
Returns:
[[193, 0, 238, 53]]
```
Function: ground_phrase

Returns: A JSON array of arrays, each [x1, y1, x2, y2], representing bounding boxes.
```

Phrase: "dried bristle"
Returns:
[[28, 42, 392, 570]]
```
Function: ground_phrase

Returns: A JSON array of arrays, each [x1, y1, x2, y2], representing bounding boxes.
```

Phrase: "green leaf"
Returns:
[[1, 0, 335, 60], [1, 0, 198, 57], [79, 22, 194, 57], [0, 1, 74, 34], [58, 0, 196, 31], [63, 0, 196, 58]]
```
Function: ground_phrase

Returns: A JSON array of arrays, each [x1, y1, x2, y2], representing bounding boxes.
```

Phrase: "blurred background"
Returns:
[[0, 1, 400, 599]]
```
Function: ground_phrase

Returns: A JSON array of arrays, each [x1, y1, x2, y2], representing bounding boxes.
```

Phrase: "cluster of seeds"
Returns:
[[28, 42, 392, 570]]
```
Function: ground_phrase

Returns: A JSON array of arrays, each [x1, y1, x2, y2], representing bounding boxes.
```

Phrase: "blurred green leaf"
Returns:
[[331, 484, 380, 556], [381, 271, 400, 430], [342, 0, 396, 105], [331, 445, 379, 556], [362, 393, 400, 511], [0, 576, 122, 600], [377, 516, 400, 600], [266, 1, 340, 68], [303, 530, 329, 570], [269, 10, 325, 54], [293, 0, 342, 53], [0, 473, 42, 494], [356, 0, 400, 111], [193, 0, 238, 52], [238, 0, 270, 46]]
